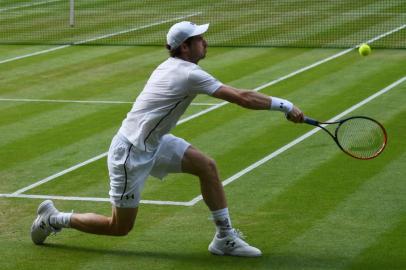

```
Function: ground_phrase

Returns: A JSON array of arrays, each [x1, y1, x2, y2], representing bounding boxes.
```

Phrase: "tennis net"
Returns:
[[0, 0, 405, 48]]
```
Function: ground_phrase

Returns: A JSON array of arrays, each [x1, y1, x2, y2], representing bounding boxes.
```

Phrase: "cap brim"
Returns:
[[191, 23, 209, 37]]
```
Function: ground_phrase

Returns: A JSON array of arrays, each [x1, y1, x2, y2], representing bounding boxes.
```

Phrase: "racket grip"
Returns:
[[304, 116, 319, 126]]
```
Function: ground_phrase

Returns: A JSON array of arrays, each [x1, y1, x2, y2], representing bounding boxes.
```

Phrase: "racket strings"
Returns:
[[336, 118, 386, 159]]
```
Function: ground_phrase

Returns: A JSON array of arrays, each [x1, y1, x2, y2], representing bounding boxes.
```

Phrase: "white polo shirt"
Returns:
[[119, 57, 222, 152]]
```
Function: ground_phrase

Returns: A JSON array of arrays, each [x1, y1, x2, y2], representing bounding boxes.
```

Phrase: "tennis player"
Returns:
[[31, 21, 304, 257]]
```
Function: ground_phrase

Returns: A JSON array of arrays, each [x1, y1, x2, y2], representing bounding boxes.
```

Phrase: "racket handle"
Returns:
[[304, 116, 319, 126]]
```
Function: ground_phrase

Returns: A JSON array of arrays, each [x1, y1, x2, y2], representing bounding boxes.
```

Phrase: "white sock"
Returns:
[[50, 212, 73, 229], [211, 208, 232, 238]]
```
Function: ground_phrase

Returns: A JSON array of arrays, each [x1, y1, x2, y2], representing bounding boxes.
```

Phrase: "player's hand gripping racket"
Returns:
[[303, 116, 387, 160]]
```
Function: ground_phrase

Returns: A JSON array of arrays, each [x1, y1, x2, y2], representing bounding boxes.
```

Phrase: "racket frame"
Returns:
[[304, 116, 387, 160]]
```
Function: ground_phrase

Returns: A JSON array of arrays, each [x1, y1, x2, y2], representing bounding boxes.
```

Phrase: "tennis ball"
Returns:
[[359, 44, 371, 56]]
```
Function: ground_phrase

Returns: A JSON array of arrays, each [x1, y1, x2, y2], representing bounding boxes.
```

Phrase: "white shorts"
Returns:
[[107, 133, 190, 208]]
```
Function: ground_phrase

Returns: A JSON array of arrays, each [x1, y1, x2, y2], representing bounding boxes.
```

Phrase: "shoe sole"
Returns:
[[209, 244, 262, 257], [208, 245, 225, 256], [30, 217, 44, 245], [30, 200, 55, 245]]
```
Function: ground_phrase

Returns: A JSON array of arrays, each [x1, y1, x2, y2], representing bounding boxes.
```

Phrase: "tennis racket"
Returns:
[[304, 116, 387, 160]]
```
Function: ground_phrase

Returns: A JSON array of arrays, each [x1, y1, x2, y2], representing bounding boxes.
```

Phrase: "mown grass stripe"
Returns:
[[277, 151, 406, 269], [0, 126, 117, 193], [0, 49, 163, 103], [348, 215, 406, 270], [0, 104, 126, 172]]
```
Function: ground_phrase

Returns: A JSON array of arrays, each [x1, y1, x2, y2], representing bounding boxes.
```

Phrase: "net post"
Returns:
[[69, 0, 75, 27]]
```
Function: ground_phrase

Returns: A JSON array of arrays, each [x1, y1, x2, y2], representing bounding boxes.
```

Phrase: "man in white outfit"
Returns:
[[31, 21, 304, 257]]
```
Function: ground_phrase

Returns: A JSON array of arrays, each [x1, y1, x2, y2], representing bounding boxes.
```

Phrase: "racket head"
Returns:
[[334, 116, 387, 160]]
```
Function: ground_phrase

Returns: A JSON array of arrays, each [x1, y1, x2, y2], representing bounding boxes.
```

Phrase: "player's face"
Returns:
[[188, 35, 208, 63]]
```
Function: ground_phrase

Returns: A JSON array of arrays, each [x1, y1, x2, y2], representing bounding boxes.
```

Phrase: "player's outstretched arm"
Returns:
[[213, 84, 270, 110], [212, 84, 304, 123]]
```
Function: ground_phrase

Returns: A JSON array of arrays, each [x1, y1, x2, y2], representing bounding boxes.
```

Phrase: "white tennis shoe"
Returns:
[[208, 229, 262, 257], [31, 200, 60, 245]]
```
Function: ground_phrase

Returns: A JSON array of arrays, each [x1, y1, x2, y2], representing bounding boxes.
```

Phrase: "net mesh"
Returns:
[[336, 118, 387, 159], [0, 0, 405, 48]]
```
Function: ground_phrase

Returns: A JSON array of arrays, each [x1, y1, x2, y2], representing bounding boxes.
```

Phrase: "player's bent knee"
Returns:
[[182, 146, 219, 178], [111, 222, 134, 236], [196, 157, 219, 180], [115, 227, 132, 236], [110, 207, 138, 236], [205, 158, 217, 175]]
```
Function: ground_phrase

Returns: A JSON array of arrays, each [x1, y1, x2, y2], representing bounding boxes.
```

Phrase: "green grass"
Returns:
[[0, 42, 405, 270]]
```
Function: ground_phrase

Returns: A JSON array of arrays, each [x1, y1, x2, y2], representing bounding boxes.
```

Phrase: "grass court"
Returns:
[[0, 1, 405, 269]]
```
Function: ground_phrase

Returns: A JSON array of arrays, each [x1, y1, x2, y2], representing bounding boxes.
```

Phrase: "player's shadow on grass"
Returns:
[[42, 243, 258, 263], [42, 243, 349, 268]]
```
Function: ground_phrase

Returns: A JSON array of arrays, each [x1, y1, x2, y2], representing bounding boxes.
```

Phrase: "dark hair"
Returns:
[[166, 36, 194, 57]]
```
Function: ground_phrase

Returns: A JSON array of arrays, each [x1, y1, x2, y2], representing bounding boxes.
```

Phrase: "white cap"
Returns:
[[166, 21, 209, 50]]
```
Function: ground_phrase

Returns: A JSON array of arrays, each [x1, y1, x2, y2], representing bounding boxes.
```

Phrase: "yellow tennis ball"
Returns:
[[359, 44, 371, 56]]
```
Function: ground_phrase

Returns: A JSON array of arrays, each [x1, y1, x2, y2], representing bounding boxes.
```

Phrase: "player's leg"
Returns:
[[31, 133, 152, 244], [81, 132, 152, 236], [31, 200, 138, 244], [181, 145, 227, 211], [181, 145, 261, 257], [151, 135, 261, 257], [150, 134, 226, 210], [70, 206, 137, 236], [181, 145, 233, 233], [72, 133, 151, 236]]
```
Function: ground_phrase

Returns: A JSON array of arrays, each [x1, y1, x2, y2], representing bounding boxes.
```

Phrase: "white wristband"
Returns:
[[270, 97, 293, 113]]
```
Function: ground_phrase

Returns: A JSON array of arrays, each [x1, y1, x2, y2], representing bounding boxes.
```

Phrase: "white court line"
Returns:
[[3, 76, 405, 205], [0, 12, 202, 65], [9, 24, 406, 196], [0, 45, 71, 65], [0, 0, 62, 12], [11, 153, 108, 195], [0, 98, 218, 106], [187, 75, 406, 206], [0, 193, 192, 206]]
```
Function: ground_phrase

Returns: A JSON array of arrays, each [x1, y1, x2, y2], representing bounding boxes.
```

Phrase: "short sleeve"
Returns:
[[187, 68, 222, 95]]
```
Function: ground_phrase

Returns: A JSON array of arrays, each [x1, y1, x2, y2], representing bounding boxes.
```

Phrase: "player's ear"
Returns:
[[179, 42, 190, 53]]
